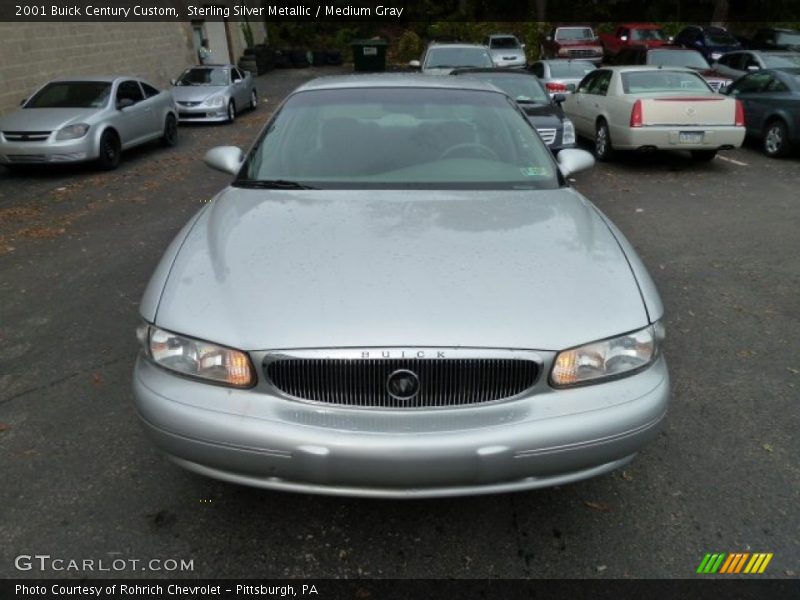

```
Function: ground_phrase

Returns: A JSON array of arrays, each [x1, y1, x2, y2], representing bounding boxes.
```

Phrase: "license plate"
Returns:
[[363, 47, 377, 56], [679, 131, 704, 144]]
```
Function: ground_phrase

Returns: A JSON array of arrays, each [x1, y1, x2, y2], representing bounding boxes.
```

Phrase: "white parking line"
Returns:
[[716, 155, 749, 166]]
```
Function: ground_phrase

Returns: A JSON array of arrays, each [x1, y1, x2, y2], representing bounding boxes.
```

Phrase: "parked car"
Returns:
[[724, 68, 800, 157], [563, 66, 746, 162], [409, 43, 494, 75], [171, 64, 257, 124], [747, 27, 800, 52], [0, 77, 177, 170], [134, 74, 669, 498], [529, 59, 597, 96], [451, 68, 575, 153], [540, 26, 603, 65], [673, 26, 742, 63], [483, 34, 527, 68], [612, 46, 733, 92], [599, 23, 671, 60], [712, 50, 800, 79]]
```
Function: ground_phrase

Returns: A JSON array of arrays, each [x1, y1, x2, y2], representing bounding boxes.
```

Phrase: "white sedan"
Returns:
[[563, 65, 746, 161]]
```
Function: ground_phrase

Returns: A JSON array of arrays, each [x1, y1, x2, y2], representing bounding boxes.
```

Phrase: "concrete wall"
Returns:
[[0, 22, 197, 116]]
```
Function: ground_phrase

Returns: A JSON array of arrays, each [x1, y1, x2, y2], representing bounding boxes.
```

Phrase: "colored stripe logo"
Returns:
[[696, 552, 773, 574]]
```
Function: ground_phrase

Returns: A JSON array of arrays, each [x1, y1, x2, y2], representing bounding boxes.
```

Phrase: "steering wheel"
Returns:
[[439, 142, 500, 161]]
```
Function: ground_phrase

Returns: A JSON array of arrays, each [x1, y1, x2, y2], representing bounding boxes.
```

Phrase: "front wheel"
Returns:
[[226, 100, 236, 124], [160, 114, 178, 147], [690, 150, 717, 162], [763, 120, 790, 158], [97, 130, 121, 170], [594, 120, 615, 161]]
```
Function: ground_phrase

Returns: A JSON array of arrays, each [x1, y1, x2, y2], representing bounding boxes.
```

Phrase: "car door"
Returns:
[[585, 70, 614, 131], [726, 71, 772, 135], [565, 70, 600, 135], [111, 80, 152, 147], [230, 68, 247, 107]]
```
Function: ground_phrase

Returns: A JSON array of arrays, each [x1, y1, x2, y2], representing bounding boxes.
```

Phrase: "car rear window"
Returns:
[[240, 87, 559, 190], [647, 49, 710, 69], [621, 70, 712, 93], [548, 61, 597, 77]]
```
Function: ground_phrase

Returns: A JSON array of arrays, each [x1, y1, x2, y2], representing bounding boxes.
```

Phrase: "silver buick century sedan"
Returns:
[[171, 65, 257, 124], [0, 77, 177, 170], [134, 75, 669, 498]]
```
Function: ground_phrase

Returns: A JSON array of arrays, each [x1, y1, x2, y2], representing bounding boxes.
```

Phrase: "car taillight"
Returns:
[[546, 82, 568, 92], [735, 99, 745, 127], [630, 99, 644, 128]]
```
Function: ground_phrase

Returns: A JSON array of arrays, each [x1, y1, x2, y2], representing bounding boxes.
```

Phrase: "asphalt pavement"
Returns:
[[0, 66, 798, 579]]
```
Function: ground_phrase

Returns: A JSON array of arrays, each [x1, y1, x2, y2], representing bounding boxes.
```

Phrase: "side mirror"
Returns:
[[668, 36, 674, 43], [552, 93, 566, 104], [620, 35, 628, 42], [545, 36, 552, 41], [746, 65, 759, 71], [408, 60, 420, 69], [204, 146, 244, 175], [521, 43, 526, 49], [116, 98, 135, 110], [170, 79, 176, 86], [557, 148, 595, 178]]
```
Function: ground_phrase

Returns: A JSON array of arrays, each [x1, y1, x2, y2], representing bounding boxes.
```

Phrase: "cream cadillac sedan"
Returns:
[[133, 75, 670, 498], [563, 65, 746, 161]]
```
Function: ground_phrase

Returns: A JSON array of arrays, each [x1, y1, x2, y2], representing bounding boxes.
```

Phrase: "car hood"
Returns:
[[422, 68, 457, 76], [0, 108, 100, 131], [171, 85, 227, 102], [153, 188, 650, 351], [555, 40, 602, 48], [520, 103, 563, 127]]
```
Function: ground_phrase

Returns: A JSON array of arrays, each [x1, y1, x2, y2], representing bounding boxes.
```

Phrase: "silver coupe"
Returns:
[[134, 75, 670, 498], [0, 77, 178, 170], [171, 65, 258, 124]]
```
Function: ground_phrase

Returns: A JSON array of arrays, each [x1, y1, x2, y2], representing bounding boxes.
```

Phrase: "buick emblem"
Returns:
[[386, 369, 420, 400], [686, 106, 696, 116]]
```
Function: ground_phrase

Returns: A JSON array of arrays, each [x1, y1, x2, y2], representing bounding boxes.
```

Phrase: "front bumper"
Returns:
[[133, 353, 670, 498], [611, 125, 746, 151], [176, 104, 228, 123], [0, 136, 96, 164]]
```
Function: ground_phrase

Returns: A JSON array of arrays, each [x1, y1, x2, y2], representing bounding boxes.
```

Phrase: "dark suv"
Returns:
[[747, 28, 800, 51], [673, 26, 742, 62]]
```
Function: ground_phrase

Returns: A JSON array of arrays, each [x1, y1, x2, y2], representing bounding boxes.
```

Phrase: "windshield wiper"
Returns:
[[235, 179, 318, 190]]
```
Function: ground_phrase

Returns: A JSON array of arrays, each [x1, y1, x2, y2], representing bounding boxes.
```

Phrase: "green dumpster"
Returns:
[[351, 39, 388, 72]]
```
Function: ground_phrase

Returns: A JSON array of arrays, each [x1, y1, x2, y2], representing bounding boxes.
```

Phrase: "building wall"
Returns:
[[0, 22, 197, 116]]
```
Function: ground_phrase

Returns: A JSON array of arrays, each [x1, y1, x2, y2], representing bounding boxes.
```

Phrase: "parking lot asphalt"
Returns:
[[0, 66, 798, 579]]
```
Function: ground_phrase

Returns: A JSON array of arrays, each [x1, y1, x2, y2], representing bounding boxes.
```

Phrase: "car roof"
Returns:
[[50, 76, 133, 83], [427, 43, 488, 50], [293, 74, 505, 94], [451, 68, 536, 78], [597, 65, 695, 73]]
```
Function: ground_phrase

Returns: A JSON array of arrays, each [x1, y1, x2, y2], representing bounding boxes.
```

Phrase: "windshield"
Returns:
[[555, 28, 595, 41], [239, 88, 558, 190], [490, 37, 521, 49], [775, 31, 800, 45], [622, 70, 712, 94], [25, 81, 111, 109], [631, 28, 667, 41], [763, 53, 800, 68], [425, 47, 493, 69], [548, 61, 597, 77], [176, 67, 229, 86], [462, 74, 550, 104], [704, 30, 738, 46], [648, 49, 710, 69]]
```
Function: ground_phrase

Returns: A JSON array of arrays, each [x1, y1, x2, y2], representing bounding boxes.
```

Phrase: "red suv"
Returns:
[[540, 25, 603, 65]]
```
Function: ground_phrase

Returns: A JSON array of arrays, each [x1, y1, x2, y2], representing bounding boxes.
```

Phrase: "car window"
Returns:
[[232, 69, 242, 81], [24, 81, 111, 109], [425, 47, 493, 69], [240, 88, 559, 190], [117, 80, 144, 104], [764, 75, 790, 93], [462, 73, 550, 105], [631, 28, 667, 42], [141, 82, 161, 98], [762, 54, 800, 68], [554, 28, 595, 41], [725, 72, 771, 94], [490, 37, 520, 49], [648, 49, 710, 69], [548, 61, 596, 77], [775, 31, 800, 45], [586, 70, 612, 95], [621, 70, 711, 94], [704, 29, 738, 46], [177, 67, 230, 86], [530, 62, 545, 77], [576, 71, 599, 93]]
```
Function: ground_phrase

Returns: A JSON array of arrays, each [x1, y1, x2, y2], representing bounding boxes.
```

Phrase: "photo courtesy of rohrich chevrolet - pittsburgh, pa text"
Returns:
[[0, 0, 798, 598]]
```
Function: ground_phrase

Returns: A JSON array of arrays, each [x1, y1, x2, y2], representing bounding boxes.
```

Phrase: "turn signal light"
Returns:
[[630, 99, 644, 128], [735, 99, 745, 127], [546, 82, 568, 93]]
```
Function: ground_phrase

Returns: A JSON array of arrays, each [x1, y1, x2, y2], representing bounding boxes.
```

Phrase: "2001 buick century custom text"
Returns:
[[133, 75, 670, 498]]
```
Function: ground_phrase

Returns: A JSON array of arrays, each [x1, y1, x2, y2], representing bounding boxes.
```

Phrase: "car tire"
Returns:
[[594, 120, 615, 161], [690, 150, 717, 162], [160, 114, 178, 147], [97, 130, 121, 170], [227, 100, 236, 124], [249, 89, 258, 111], [763, 119, 790, 158]]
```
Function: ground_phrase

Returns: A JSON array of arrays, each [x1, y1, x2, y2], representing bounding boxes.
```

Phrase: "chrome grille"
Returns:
[[536, 128, 557, 145], [567, 49, 595, 58], [3, 131, 51, 142], [177, 101, 201, 107], [7, 154, 47, 162], [265, 358, 539, 409]]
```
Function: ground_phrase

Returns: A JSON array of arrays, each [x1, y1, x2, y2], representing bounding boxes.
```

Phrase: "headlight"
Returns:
[[550, 323, 664, 387], [204, 95, 225, 107], [562, 119, 576, 145], [55, 123, 90, 140], [138, 324, 255, 388]]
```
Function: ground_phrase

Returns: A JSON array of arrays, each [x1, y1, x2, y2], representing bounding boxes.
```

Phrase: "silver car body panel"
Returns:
[[487, 35, 527, 68], [0, 76, 176, 164]]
